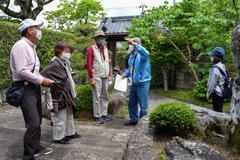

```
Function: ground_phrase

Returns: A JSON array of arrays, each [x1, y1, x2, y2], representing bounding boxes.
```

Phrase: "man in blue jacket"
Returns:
[[122, 38, 151, 126]]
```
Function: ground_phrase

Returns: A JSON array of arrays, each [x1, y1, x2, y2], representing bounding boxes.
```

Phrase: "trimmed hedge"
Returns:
[[0, 21, 75, 89], [75, 85, 93, 110], [149, 102, 197, 137]]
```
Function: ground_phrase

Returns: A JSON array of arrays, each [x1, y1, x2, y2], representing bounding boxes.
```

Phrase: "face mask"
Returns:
[[31, 29, 42, 40], [98, 39, 105, 46], [211, 57, 214, 62], [128, 45, 134, 53], [61, 53, 71, 61]]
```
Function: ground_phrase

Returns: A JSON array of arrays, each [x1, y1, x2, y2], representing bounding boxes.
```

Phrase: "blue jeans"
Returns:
[[128, 83, 150, 122]]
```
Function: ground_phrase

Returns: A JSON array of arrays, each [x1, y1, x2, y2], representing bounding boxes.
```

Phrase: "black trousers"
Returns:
[[15, 81, 42, 160], [212, 92, 224, 113]]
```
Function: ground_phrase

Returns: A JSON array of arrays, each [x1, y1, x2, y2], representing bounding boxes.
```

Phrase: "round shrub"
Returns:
[[75, 84, 93, 110], [149, 102, 197, 137]]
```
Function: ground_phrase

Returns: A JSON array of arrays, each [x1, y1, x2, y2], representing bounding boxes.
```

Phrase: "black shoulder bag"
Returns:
[[213, 66, 234, 99], [6, 54, 36, 107]]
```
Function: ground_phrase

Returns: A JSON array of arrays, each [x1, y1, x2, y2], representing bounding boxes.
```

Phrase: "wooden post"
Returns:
[[112, 41, 116, 68]]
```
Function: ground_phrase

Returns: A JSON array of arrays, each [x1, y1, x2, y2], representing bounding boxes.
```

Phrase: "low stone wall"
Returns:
[[123, 116, 154, 160], [174, 62, 206, 90]]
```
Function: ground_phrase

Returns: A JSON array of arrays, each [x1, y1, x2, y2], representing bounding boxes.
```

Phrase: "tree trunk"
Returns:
[[161, 63, 168, 91], [227, 20, 240, 154]]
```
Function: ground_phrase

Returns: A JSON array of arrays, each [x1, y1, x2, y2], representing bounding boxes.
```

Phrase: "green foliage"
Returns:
[[116, 51, 129, 70], [69, 23, 97, 80], [193, 76, 209, 101], [0, 21, 21, 89], [75, 85, 93, 110], [150, 61, 173, 89], [149, 102, 197, 137], [74, 118, 94, 122], [0, 21, 75, 90], [43, 0, 106, 30]]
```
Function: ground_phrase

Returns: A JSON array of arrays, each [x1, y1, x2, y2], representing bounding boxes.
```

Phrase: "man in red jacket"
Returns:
[[87, 30, 112, 124]]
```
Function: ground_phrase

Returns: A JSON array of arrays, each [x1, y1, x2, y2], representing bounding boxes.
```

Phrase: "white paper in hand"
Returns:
[[114, 74, 127, 92]]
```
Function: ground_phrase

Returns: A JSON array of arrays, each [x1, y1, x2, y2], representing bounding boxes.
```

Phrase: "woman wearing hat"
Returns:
[[206, 47, 227, 112]]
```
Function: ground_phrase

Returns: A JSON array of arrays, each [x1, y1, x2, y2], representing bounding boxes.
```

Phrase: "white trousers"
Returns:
[[91, 77, 109, 118], [53, 107, 75, 140]]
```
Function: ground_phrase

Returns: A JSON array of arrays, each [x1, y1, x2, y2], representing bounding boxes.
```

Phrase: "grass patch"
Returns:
[[109, 106, 129, 119], [74, 118, 94, 122], [150, 89, 231, 113]]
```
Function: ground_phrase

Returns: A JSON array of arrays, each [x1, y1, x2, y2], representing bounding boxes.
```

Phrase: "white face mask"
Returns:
[[61, 53, 71, 61], [31, 29, 42, 40], [211, 57, 214, 62], [128, 45, 134, 53]]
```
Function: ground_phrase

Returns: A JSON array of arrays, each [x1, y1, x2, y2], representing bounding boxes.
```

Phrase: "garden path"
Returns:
[[0, 92, 192, 160]]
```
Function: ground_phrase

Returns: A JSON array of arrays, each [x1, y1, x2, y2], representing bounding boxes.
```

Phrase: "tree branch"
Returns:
[[164, 31, 199, 83], [43, 0, 54, 5], [0, 4, 24, 18]]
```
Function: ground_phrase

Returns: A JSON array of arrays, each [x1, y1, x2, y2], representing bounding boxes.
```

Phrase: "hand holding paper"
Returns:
[[114, 74, 127, 92]]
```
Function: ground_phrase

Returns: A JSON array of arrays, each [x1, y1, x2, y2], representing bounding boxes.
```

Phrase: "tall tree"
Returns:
[[0, 0, 53, 20], [43, 0, 106, 30]]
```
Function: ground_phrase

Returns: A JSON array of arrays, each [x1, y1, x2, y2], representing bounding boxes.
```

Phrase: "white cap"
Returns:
[[19, 19, 44, 33]]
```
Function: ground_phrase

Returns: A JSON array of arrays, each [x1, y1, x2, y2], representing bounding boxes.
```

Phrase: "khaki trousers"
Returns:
[[53, 107, 75, 140], [91, 77, 109, 118]]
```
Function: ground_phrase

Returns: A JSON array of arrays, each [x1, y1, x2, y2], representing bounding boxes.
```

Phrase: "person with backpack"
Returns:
[[206, 47, 227, 112]]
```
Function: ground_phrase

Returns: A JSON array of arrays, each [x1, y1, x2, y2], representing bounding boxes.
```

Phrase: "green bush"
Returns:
[[193, 76, 209, 100], [75, 85, 93, 110], [149, 102, 197, 137]]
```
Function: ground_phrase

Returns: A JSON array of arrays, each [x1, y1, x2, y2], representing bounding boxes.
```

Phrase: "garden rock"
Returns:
[[108, 95, 127, 115], [188, 104, 231, 139], [123, 116, 154, 160], [164, 136, 229, 160]]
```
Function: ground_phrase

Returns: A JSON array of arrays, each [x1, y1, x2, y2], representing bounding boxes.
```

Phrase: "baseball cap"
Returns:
[[131, 38, 141, 45], [19, 19, 44, 33], [208, 47, 225, 57], [92, 30, 106, 38]]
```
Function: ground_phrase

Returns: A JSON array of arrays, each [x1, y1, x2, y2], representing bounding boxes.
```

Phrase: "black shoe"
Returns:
[[65, 132, 81, 139], [54, 138, 70, 144], [124, 120, 137, 126]]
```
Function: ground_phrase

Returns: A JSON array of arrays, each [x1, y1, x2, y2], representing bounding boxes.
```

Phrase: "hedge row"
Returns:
[[0, 21, 75, 90]]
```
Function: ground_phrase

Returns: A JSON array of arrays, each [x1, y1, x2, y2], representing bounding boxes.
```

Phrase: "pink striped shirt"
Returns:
[[10, 37, 43, 85]]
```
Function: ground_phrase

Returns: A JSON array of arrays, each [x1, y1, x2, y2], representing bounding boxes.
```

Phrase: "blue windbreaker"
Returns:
[[124, 44, 151, 85]]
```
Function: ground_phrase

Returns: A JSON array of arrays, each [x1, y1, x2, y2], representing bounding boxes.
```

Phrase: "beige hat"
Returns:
[[92, 30, 106, 38]]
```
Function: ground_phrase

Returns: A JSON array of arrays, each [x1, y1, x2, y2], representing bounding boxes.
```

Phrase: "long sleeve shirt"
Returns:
[[87, 44, 111, 79], [206, 62, 227, 97], [124, 44, 151, 85], [10, 37, 43, 85]]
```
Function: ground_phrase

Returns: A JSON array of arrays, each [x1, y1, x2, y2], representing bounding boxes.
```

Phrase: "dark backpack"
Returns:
[[213, 66, 234, 99]]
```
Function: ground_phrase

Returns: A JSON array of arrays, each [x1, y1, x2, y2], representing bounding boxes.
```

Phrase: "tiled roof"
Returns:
[[98, 15, 144, 35]]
